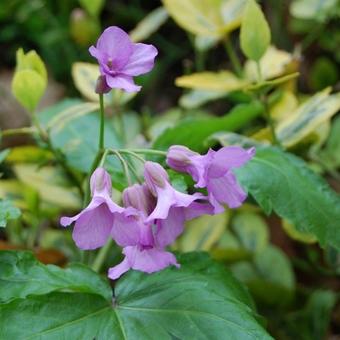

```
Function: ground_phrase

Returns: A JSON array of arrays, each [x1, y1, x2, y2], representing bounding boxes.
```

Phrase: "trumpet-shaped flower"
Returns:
[[60, 168, 124, 250], [108, 182, 213, 279], [89, 26, 158, 93], [167, 145, 255, 212]]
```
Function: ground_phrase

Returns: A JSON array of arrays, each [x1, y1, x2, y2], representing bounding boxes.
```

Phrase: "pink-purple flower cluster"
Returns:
[[61, 145, 254, 280]]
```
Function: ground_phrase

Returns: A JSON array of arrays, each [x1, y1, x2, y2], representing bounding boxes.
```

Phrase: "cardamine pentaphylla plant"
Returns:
[[60, 26, 254, 279], [2, 1, 340, 337]]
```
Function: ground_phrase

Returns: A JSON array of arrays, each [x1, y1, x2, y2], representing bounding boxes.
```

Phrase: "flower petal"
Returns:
[[208, 172, 247, 209], [156, 207, 185, 247], [122, 43, 158, 76], [72, 203, 113, 250], [209, 146, 255, 178], [96, 26, 133, 70], [60, 197, 103, 227], [108, 257, 131, 280], [111, 211, 141, 247], [105, 74, 141, 92], [184, 201, 216, 220], [124, 246, 179, 274]]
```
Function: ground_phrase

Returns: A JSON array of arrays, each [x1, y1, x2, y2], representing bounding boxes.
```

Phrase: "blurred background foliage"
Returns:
[[0, 0, 339, 339]]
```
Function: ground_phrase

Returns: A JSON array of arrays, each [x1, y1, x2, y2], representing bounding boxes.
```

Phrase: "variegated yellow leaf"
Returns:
[[276, 88, 340, 147], [162, 0, 246, 38], [176, 212, 229, 251], [244, 46, 295, 81], [175, 71, 249, 91]]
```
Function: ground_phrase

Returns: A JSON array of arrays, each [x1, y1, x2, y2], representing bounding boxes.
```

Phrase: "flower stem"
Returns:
[[99, 93, 105, 150], [124, 149, 167, 156], [91, 238, 113, 272], [111, 150, 132, 186], [224, 38, 243, 78]]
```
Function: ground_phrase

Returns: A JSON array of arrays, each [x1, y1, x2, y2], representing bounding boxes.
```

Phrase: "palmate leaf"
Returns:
[[0, 251, 112, 303], [234, 146, 340, 250], [0, 252, 273, 339]]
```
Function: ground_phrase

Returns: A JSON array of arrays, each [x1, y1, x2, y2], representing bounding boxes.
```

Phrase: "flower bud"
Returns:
[[95, 75, 111, 94], [144, 161, 169, 195], [166, 145, 197, 172], [90, 167, 112, 197]]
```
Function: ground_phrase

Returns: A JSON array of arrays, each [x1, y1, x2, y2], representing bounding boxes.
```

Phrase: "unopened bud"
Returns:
[[95, 75, 111, 94], [144, 161, 169, 195], [90, 167, 112, 196]]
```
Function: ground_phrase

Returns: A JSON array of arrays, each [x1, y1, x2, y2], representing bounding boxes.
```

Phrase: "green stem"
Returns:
[[1, 127, 36, 136], [123, 149, 167, 156], [111, 150, 132, 186], [255, 64, 280, 147], [263, 95, 280, 146], [99, 93, 105, 150], [256, 61, 262, 83], [117, 150, 146, 164], [224, 38, 243, 78], [91, 238, 113, 272]]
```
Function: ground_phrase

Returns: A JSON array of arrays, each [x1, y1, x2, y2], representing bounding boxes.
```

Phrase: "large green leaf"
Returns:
[[0, 251, 112, 303], [0, 252, 273, 339], [234, 146, 340, 250], [153, 102, 263, 152]]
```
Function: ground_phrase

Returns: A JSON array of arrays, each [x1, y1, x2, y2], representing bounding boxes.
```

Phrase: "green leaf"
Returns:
[[318, 115, 340, 170], [234, 146, 340, 250], [12, 49, 47, 113], [38, 99, 122, 174], [153, 102, 263, 152], [240, 0, 271, 61], [232, 245, 295, 305], [285, 290, 336, 340], [0, 251, 112, 303], [0, 200, 20, 227], [12, 69, 46, 112], [0, 252, 272, 339], [176, 71, 249, 91], [78, 0, 104, 17], [179, 89, 228, 109], [16, 48, 47, 82], [231, 212, 269, 253], [276, 88, 340, 147], [130, 7, 168, 42]]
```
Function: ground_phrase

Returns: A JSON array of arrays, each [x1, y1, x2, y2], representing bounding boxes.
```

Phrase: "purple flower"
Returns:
[[60, 167, 124, 250], [108, 181, 213, 280], [89, 26, 158, 93], [144, 161, 205, 221], [167, 145, 255, 212], [108, 184, 180, 280]]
